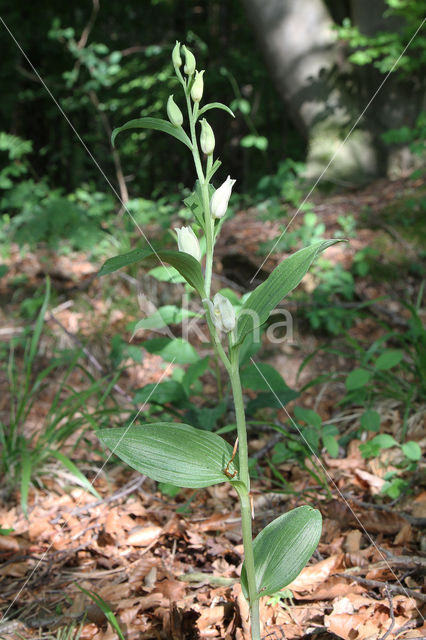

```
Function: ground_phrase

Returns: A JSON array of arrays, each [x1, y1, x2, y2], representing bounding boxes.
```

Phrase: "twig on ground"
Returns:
[[336, 573, 426, 603], [50, 475, 145, 523], [378, 585, 395, 640]]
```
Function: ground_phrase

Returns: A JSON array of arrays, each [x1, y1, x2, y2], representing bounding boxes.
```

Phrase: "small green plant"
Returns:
[[96, 43, 344, 639], [0, 279, 124, 515], [359, 434, 421, 499]]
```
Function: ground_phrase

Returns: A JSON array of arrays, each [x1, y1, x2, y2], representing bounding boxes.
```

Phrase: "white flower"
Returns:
[[200, 118, 215, 156], [210, 176, 236, 219], [207, 293, 236, 333], [191, 70, 205, 103], [175, 226, 201, 262]]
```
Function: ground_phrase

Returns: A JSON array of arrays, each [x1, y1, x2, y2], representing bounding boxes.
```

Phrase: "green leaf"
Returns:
[[322, 434, 339, 458], [236, 241, 341, 345], [246, 388, 300, 413], [111, 117, 193, 150], [240, 363, 287, 392], [375, 350, 404, 370], [294, 407, 322, 429], [20, 448, 32, 517], [133, 380, 186, 405], [132, 305, 198, 335], [360, 409, 381, 432], [182, 356, 210, 395], [29, 277, 50, 362], [345, 368, 371, 390], [48, 450, 101, 499], [149, 265, 187, 284], [198, 102, 235, 119], [143, 337, 199, 364], [99, 248, 206, 298], [76, 585, 125, 640], [371, 434, 398, 449], [97, 423, 238, 488], [401, 441, 422, 461], [241, 506, 322, 600]]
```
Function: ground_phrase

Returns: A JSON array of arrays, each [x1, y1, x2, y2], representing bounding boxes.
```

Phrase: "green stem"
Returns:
[[229, 350, 261, 640], [235, 483, 261, 640]]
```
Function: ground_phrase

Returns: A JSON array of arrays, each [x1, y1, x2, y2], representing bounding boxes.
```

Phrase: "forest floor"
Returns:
[[0, 176, 425, 640]]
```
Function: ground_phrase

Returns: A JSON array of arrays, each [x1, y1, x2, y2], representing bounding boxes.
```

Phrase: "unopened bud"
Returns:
[[191, 70, 205, 103], [175, 226, 201, 262], [167, 95, 183, 127], [207, 293, 236, 333], [210, 176, 236, 219], [200, 118, 215, 156], [172, 41, 182, 74], [182, 45, 196, 75]]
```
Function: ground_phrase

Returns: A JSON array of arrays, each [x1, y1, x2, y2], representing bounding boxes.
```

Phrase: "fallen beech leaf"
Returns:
[[354, 469, 385, 494], [126, 524, 162, 546], [344, 529, 362, 553], [0, 535, 20, 551], [287, 554, 344, 593]]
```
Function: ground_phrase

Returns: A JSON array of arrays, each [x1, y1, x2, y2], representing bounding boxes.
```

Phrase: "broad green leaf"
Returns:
[[182, 356, 210, 395], [375, 350, 404, 370], [401, 441, 421, 461], [371, 434, 398, 449], [345, 368, 371, 390], [185, 401, 227, 431], [241, 506, 322, 600], [132, 305, 198, 335], [236, 241, 341, 344], [99, 248, 206, 298], [112, 117, 193, 150], [198, 102, 235, 119], [246, 388, 299, 413], [240, 363, 287, 392], [322, 434, 339, 458], [97, 423, 238, 488], [133, 381, 186, 405], [143, 337, 199, 364], [49, 450, 101, 498], [360, 409, 380, 432], [76, 585, 125, 640], [294, 406, 322, 429], [149, 265, 186, 283]]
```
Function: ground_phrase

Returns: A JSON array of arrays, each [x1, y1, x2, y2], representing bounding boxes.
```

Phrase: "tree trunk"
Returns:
[[241, 0, 379, 183]]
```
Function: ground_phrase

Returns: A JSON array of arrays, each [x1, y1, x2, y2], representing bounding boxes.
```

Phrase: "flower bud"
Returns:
[[175, 226, 201, 262], [172, 41, 182, 74], [182, 45, 196, 75], [210, 176, 236, 219], [207, 293, 236, 333], [200, 118, 215, 156], [167, 95, 183, 127], [191, 70, 205, 103]]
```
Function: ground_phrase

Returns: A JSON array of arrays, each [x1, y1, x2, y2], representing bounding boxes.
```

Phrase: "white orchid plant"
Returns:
[[97, 42, 341, 639]]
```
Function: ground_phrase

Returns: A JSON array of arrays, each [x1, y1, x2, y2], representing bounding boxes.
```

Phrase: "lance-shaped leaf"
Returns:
[[99, 248, 206, 297], [97, 423, 239, 488], [236, 240, 342, 345], [198, 102, 235, 119], [111, 117, 193, 150], [241, 506, 322, 600]]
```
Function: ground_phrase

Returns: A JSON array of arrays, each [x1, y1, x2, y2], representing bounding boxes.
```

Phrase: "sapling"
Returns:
[[97, 42, 341, 639]]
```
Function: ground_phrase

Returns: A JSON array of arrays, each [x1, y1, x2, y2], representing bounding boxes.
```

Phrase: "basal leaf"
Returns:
[[241, 506, 322, 600], [112, 117, 193, 150], [97, 423, 238, 488], [99, 248, 206, 298], [236, 240, 342, 345]]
